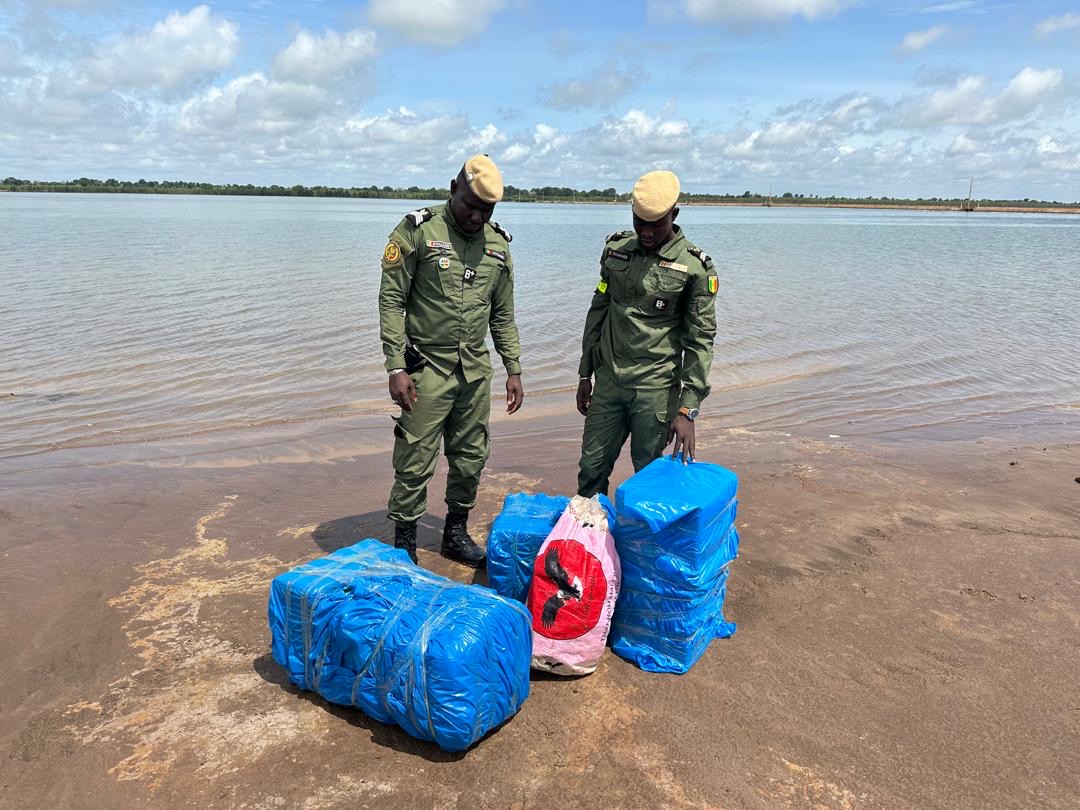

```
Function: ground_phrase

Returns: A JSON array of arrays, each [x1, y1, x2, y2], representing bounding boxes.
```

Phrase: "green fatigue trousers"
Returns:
[[388, 364, 492, 524], [577, 369, 680, 497]]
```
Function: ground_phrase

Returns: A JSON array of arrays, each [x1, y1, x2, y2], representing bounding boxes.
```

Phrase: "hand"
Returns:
[[506, 373, 524, 414], [667, 414, 696, 463], [388, 371, 417, 412], [576, 378, 593, 416]]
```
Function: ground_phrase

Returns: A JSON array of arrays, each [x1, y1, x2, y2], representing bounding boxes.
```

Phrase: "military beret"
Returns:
[[631, 170, 680, 221], [463, 154, 503, 204]]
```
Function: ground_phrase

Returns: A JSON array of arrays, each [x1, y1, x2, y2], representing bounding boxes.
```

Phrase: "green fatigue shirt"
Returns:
[[577, 224, 718, 410], [378, 203, 522, 383]]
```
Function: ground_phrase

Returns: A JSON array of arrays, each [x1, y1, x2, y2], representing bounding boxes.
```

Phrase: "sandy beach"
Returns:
[[1, 402, 1078, 809]]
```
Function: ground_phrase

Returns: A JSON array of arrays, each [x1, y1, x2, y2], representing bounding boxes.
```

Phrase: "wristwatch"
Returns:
[[388, 368, 406, 376], [678, 406, 700, 421]]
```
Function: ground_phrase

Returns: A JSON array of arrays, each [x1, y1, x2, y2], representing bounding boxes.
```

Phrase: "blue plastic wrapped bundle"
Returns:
[[486, 493, 569, 602], [486, 493, 617, 602], [610, 457, 739, 674], [268, 539, 532, 751]]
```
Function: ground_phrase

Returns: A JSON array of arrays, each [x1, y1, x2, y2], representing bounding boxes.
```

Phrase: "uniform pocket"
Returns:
[[646, 267, 688, 295]]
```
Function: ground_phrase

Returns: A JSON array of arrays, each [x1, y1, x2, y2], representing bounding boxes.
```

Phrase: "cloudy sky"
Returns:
[[1, 0, 1078, 199]]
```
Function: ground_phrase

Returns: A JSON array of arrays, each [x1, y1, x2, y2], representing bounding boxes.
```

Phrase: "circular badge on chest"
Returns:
[[438, 256, 451, 270]]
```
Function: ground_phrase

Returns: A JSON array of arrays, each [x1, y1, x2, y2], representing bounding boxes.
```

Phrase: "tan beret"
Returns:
[[463, 154, 503, 204], [631, 170, 680, 221]]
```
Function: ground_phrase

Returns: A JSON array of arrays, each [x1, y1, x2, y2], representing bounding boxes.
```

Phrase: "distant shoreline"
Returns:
[[3, 186, 1078, 215]]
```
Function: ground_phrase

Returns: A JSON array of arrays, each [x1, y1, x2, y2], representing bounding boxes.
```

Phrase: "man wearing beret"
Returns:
[[575, 169, 719, 496], [378, 155, 524, 566]]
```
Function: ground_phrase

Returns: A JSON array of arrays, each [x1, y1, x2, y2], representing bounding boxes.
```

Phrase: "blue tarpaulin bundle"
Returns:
[[486, 492, 616, 602], [268, 539, 532, 752], [486, 492, 569, 602], [610, 457, 739, 674]]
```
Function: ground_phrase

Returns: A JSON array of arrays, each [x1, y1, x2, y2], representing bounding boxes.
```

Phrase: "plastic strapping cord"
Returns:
[[284, 553, 366, 690]]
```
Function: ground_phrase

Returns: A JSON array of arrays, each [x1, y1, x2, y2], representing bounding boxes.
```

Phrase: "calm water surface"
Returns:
[[2, 193, 1078, 462]]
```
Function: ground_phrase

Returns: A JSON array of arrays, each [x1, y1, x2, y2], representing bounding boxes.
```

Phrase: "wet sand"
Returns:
[[1, 406, 1078, 809]]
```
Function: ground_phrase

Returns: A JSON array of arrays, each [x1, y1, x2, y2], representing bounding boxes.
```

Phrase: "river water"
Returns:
[[2, 193, 1078, 463]]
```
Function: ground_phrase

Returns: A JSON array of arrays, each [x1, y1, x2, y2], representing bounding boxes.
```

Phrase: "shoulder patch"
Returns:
[[406, 208, 434, 227], [489, 221, 512, 242], [687, 245, 712, 267], [707, 274, 719, 295], [382, 240, 403, 268], [606, 230, 633, 243]]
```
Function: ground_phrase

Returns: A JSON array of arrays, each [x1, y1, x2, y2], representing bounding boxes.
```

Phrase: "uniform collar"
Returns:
[[655, 225, 687, 260], [442, 201, 484, 241], [631, 224, 686, 260]]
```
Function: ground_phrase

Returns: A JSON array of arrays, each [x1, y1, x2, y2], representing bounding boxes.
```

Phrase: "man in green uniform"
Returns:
[[576, 170, 719, 497], [378, 155, 524, 566]]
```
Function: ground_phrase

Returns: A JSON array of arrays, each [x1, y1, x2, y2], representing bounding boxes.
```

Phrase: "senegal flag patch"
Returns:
[[707, 274, 718, 295]]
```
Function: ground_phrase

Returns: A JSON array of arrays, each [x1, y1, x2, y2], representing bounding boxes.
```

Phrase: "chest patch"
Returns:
[[438, 256, 451, 270], [606, 248, 631, 262], [658, 260, 687, 272], [484, 248, 507, 261], [654, 297, 670, 312], [426, 239, 452, 251], [463, 266, 477, 285]]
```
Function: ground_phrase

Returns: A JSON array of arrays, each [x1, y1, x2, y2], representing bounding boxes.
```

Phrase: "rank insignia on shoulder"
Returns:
[[426, 239, 452, 251], [383, 241, 402, 266], [606, 230, 631, 243], [484, 248, 507, 261], [607, 248, 631, 261], [653, 297, 669, 311], [658, 260, 688, 272], [688, 246, 712, 266], [407, 208, 434, 227], [489, 221, 512, 242], [707, 274, 719, 295]]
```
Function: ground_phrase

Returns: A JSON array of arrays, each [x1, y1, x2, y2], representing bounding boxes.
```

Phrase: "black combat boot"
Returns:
[[394, 521, 418, 564], [440, 511, 486, 568]]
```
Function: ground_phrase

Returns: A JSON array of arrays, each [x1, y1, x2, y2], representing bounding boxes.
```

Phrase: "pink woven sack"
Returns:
[[526, 495, 621, 675]]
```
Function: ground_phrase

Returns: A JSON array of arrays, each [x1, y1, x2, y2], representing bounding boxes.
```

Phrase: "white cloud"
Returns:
[[85, 5, 238, 91], [947, 132, 979, 154], [897, 25, 949, 55], [890, 67, 1064, 127], [272, 28, 378, 85], [540, 62, 642, 111], [1034, 12, 1080, 38], [178, 72, 329, 134], [367, 0, 506, 46], [678, 0, 854, 25]]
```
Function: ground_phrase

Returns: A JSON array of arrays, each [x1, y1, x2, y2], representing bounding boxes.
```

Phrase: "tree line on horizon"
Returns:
[[1, 176, 1076, 209]]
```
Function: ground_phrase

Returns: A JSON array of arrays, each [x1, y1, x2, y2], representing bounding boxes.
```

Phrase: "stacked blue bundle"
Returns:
[[268, 539, 532, 752], [610, 457, 739, 674], [486, 492, 569, 602], [486, 493, 616, 602]]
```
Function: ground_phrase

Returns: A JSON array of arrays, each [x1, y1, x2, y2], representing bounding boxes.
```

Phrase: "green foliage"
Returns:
[[0, 176, 1076, 210]]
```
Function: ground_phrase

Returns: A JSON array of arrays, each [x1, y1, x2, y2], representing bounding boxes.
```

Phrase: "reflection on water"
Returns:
[[2, 193, 1079, 460]]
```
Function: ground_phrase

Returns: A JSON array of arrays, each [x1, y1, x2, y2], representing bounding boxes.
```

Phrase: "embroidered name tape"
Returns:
[[658, 260, 687, 272], [607, 249, 631, 261], [426, 239, 452, 251], [484, 248, 506, 261]]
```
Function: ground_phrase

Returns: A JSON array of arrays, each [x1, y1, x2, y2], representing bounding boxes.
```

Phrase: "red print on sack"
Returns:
[[528, 539, 608, 640]]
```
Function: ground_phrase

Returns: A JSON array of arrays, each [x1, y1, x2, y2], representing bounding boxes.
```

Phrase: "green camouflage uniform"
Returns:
[[379, 203, 521, 523], [577, 224, 718, 496]]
